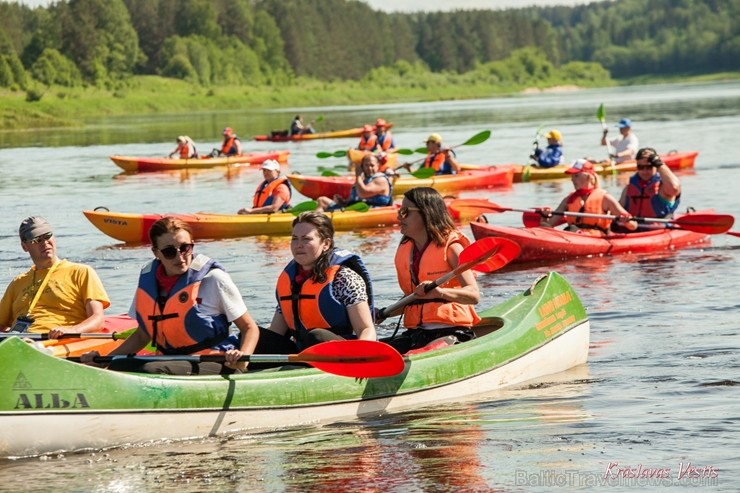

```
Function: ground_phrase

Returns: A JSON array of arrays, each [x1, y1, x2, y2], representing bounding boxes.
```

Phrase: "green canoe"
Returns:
[[0, 272, 589, 458]]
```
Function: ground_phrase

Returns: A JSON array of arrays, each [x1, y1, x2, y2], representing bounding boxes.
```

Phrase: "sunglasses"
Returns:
[[157, 243, 194, 260], [398, 206, 420, 219], [25, 232, 53, 244], [636, 164, 653, 170]]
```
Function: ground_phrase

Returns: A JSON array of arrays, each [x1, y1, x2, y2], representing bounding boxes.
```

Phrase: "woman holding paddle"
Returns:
[[380, 187, 480, 353], [81, 217, 260, 375], [540, 159, 637, 235], [258, 211, 377, 352]]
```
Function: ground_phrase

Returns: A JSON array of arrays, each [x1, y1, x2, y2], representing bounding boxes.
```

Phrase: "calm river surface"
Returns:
[[1, 81, 739, 492]]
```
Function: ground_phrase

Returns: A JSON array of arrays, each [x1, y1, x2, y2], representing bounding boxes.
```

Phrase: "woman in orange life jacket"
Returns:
[[169, 135, 197, 159], [377, 187, 480, 354], [256, 211, 377, 353], [80, 217, 260, 375], [237, 159, 292, 214], [218, 127, 242, 156], [539, 159, 638, 235], [315, 153, 392, 212], [356, 124, 378, 152], [616, 147, 681, 231], [402, 133, 460, 176]]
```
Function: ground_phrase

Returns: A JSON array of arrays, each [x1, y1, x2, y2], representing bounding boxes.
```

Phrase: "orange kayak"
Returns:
[[110, 150, 290, 172]]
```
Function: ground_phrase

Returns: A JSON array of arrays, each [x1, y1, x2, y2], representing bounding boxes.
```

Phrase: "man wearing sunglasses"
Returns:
[[0, 216, 110, 338], [617, 147, 682, 229]]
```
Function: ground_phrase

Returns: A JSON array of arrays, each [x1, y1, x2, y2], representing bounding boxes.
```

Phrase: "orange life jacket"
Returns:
[[565, 188, 611, 236], [376, 131, 395, 151], [134, 255, 231, 355], [358, 134, 377, 152], [394, 231, 481, 329], [178, 142, 196, 159], [422, 151, 455, 175], [252, 176, 292, 210], [221, 136, 239, 155]]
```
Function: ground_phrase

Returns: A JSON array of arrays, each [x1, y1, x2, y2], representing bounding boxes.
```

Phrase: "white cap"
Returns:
[[260, 159, 280, 171]]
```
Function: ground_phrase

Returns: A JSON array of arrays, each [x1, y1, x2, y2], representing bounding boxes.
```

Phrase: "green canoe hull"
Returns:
[[0, 272, 589, 458]]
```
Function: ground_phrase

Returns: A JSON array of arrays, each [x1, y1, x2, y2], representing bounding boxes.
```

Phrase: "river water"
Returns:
[[1, 81, 738, 492]]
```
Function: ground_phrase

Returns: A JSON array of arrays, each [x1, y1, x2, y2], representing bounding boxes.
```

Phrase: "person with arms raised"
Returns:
[[530, 129, 564, 168], [238, 159, 292, 214], [379, 187, 480, 353], [601, 118, 639, 163], [617, 147, 681, 230], [81, 217, 259, 375], [539, 159, 637, 235], [0, 217, 110, 339], [315, 153, 392, 212], [257, 212, 377, 353]]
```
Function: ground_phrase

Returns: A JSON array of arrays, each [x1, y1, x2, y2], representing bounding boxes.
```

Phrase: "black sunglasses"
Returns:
[[636, 164, 653, 170], [25, 232, 53, 244], [157, 243, 194, 260]]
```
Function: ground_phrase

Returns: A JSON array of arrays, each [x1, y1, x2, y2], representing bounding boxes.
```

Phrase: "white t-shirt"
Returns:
[[610, 132, 639, 163], [128, 268, 247, 322]]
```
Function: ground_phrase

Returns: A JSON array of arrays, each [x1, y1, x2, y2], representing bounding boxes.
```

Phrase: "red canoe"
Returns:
[[289, 166, 514, 200], [469, 212, 712, 263]]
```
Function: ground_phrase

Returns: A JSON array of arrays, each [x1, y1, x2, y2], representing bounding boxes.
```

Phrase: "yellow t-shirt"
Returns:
[[0, 259, 110, 333]]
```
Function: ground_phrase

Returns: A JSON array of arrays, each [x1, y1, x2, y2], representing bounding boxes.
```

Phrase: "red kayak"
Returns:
[[469, 212, 713, 263], [289, 166, 514, 200]]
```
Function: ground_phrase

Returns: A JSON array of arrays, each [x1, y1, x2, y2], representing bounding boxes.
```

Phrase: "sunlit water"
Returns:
[[1, 81, 738, 492]]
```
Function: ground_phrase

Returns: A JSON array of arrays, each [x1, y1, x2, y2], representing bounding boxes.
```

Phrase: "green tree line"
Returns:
[[0, 0, 736, 91]]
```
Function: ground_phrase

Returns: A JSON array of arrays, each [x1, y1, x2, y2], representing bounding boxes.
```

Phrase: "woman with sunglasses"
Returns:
[[539, 159, 637, 235], [379, 187, 480, 354], [258, 211, 376, 352], [81, 217, 259, 375], [617, 147, 681, 229]]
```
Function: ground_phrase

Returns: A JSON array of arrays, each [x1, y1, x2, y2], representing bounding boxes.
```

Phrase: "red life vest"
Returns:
[[221, 136, 239, 155], [565, 188, 611, 236], [134, 255, 230, 355], [394, 231, 481, 329], [252, 176, 292, 209], [623, 174, 679, 218]]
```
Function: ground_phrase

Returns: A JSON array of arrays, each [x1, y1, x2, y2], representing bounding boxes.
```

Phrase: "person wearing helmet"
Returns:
[[530, 129, 564, 168]]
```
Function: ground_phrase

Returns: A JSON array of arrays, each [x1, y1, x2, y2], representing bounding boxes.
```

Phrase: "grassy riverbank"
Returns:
[[1, 72, 738, 132]]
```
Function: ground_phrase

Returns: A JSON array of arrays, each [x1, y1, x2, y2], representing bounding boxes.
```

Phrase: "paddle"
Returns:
[[449, 199, 735, 234], [725, 231, 740, 237], [316, 150, 348, 159], [69, 340, 405, 379], [288, 200, 318, 215], [0, 332, 130, 341], [399, 130, 491, 172], [530, 124, 544, 162], [377, 237, 520, 319], [597, 103, 617, 173]]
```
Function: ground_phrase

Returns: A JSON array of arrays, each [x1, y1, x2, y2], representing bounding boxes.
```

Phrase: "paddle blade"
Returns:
[[316, 152, 333, 159], [333, 150, 348, 158], [448, 198, 507, 215], [411, 167, 436, 179], [673, 213, 734, 234], [522, 211, 543, 228], [596, 103, 605, 122], [414, 147, 428, 154], [343, 202, 370, 212], [394, 148, 415, 156], [321, 170, 342, 177], [459, 237, 520, 273], [295, 340, 405, 378], [289, 200, 318, 215], [727, 230, 740, 238], [462, 130, 491, 146]]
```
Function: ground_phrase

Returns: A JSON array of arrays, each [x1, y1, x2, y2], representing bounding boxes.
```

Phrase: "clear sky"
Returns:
[[14, 0, 605, 10]]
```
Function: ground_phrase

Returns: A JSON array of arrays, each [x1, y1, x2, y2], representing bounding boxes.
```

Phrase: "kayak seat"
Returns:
[[405, 335, 458, 356]]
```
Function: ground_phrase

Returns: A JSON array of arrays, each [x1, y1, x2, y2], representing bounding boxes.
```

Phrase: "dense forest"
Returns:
[[0, 0, 736, 91]]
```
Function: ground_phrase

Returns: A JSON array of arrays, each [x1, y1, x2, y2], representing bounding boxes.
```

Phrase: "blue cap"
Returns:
[[617, 118, 632, 128]]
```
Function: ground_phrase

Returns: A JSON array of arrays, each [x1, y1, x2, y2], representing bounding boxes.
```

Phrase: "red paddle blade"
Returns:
[[727, 230, 740, 238], [448, 198, 505, 215], [522, 211, 542, 228], [294, 340, 405, 378], [459, 237, 521, 273], [674, 214, 734, 234]]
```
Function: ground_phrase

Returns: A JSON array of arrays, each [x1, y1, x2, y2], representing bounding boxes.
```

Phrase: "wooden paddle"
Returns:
[[378, 237, 520, 319], [69, 340, 405, 379], [449, 199, 735, 234]]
